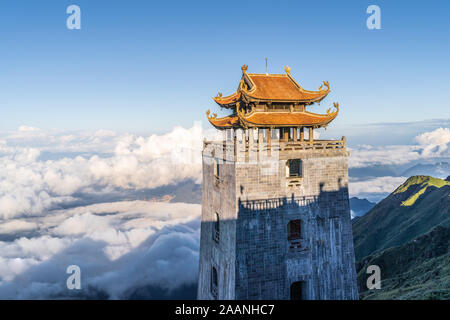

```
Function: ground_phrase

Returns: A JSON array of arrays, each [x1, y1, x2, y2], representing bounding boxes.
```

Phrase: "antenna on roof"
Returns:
[[265, 57, 268, 75]]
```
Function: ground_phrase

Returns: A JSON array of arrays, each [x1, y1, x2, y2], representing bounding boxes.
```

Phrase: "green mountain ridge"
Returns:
[[353, 175, 450, 261], [352, 175, 450, 300], [394, 175, 450, 206]]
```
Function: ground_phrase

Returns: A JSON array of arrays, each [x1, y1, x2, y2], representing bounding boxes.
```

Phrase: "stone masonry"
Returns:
[[197, 135, 359, 300]]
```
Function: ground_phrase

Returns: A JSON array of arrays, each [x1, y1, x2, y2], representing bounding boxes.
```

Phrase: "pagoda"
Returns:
[[206, 64, 339, 143], [197, 65, 358, 300]]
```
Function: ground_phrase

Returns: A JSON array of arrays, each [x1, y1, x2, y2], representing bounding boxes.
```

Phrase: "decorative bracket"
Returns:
[[206, 109, 218, 120]]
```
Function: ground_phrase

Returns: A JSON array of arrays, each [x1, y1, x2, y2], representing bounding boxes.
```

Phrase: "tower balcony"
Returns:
[[203, 136, 348, 162]]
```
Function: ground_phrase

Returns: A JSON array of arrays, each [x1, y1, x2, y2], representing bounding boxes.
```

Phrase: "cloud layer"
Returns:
[[0, 123, 448, 298], [349, 176, 408, 198], [0, 125, 205, 299], [0, 201, 201, 299], [0, 124, 204, 219], [348, 127, 450, 168]]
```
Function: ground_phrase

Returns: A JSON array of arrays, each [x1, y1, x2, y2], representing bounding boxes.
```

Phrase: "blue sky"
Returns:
[[0, 0, 449, 133], [0, 1, 449, 299]]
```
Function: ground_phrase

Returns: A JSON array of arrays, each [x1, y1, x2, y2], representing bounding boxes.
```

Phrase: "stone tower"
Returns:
[[197, 65, 358, 300]]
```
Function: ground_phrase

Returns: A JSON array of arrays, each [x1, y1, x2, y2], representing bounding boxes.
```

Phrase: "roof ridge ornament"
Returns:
[[211, 64, 332, 113], [318, 80, 330, 91], [326, 102, 339, 116], [206, 109, 218, 120], [284, 66, 291, 75]]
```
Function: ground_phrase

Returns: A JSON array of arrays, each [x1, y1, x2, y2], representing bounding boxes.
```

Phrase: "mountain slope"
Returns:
[[356, 226, 450, 300], [352, 175, 450, 261]]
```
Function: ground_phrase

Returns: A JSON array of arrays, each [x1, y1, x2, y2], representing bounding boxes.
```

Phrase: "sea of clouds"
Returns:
[[0, 123, 448, 299], [0, 124, 207, 298]]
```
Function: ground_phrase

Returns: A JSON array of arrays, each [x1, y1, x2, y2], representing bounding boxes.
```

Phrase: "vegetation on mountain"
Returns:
[[353, 176, 450, 300], [356, 226, 450, 300], [353, 176, 449, 261]]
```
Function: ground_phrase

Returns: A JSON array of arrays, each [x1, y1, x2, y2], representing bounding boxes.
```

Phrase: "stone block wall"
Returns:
[[198, 144, 359, 300]]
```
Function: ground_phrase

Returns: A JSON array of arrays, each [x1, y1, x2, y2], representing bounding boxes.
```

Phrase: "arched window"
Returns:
[[287, 220, 302, 240], [213, 212, 220, 242], [211, 266, 218, 299]]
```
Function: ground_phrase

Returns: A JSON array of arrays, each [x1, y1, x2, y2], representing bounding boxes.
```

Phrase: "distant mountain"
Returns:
[[168, 180, 202, 204], [401, 162, 449, 179], [349, 197, 376, 218], [352, 175, 450, 261], [356, 225, 450, 300], [129, 179, 201, 204], [349, 165, 397, 179]]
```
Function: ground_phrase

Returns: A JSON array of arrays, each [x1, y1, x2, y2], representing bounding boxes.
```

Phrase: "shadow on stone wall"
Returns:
[[198, 181, 357, 300]]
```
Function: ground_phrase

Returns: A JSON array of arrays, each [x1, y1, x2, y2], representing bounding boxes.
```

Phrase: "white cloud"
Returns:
[[415, 127, 450, 145], [349, 145, 420, 168], [0, 220, 38, 234], [415, 127, 450, 157], [18, 126, 41, 132], [0, 124, 204, 219], [348, 127, 450, 168], [349, 176, 408, 197], [0, 201, 201, 299]]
